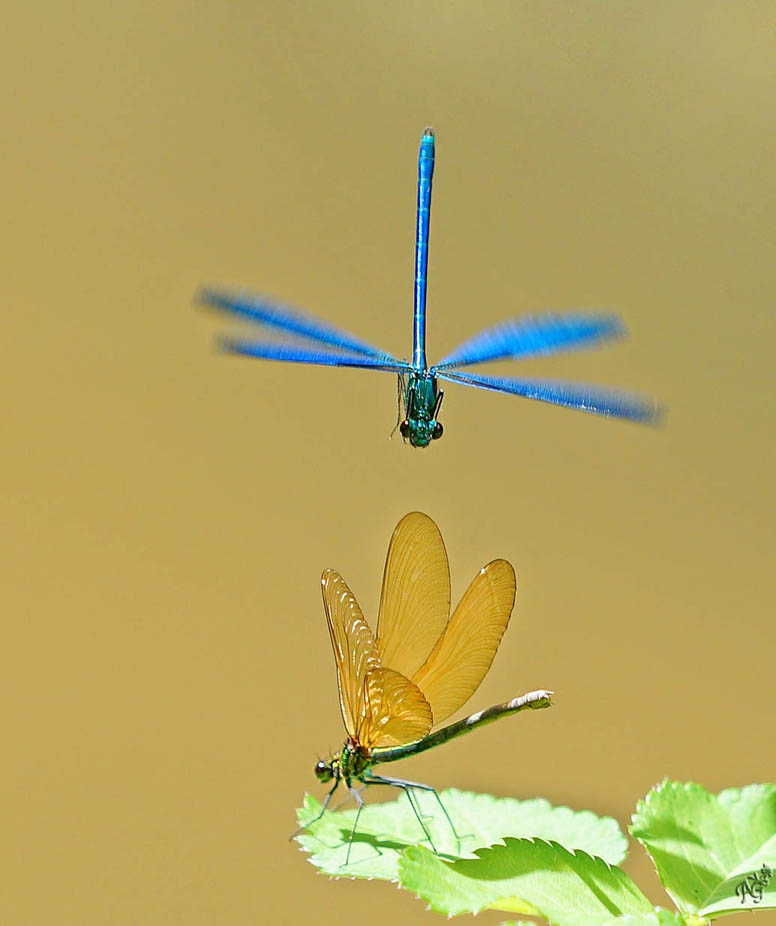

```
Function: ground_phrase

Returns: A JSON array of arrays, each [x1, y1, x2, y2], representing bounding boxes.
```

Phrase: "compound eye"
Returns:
[[399, 420, 410, 438], [432, 422, 444, 440], [314, 760, 329, 781]]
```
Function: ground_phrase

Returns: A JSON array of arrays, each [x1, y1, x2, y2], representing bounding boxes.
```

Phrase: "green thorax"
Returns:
[[338, 740, 373, 781], [400, 371, 444, 447]]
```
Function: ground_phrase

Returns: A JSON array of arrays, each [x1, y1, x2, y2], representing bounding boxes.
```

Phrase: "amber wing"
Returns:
[[376, 512, 451, 678], [321, 568, 380, 738], [411, 559, 516, 725], [358, 667, 432, 749], [322, 568, 433, 749]]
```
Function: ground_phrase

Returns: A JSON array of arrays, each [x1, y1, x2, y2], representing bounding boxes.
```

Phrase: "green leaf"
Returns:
[[399, 837, 653, 921], [295, 788, 627, 880], [596, 911, 689, 926], [507, 913, 703, 926], [631, 780, 776, 918]]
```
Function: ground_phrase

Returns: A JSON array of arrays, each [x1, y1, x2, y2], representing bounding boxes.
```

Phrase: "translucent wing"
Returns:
[[321, 569, 380, 738], [358, 667, 432, 749], [412, 559, 516, 725], [376, 512, 451, 679], [437, 370, 659, 422], [434, 313, 624, 369], [220, 338, 410, 372], [198, 287, 397, 359]]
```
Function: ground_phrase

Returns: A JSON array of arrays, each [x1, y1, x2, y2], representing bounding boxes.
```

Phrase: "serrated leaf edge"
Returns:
[[400, 836, 644, 918]]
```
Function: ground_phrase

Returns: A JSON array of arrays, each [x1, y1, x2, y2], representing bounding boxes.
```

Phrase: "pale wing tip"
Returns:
[[481, 558, 516, 578], [194, 284, 223, 308], [399, 510, 444, 542], [479, 558, 517, 603], [321, 568, 348, 594], [396, 510, 438, 532]]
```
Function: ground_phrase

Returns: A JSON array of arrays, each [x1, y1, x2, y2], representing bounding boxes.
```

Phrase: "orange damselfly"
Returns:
[[301, 512, 553, 864]]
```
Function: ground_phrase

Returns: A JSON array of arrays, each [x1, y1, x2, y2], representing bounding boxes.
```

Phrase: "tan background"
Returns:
[[2, 2, 775, 924]]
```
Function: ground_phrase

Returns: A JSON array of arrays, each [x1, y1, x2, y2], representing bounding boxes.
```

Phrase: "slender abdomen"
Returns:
[[370, 689, 553, 765], [413, 129, 435, 370]]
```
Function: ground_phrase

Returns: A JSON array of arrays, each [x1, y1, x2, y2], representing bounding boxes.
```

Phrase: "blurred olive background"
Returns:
[[2, 2, 775, 924]]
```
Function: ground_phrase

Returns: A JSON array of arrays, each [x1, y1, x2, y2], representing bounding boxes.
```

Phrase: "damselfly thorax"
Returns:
[[398, 371, 444, 447], [315, 742, 371, 785]]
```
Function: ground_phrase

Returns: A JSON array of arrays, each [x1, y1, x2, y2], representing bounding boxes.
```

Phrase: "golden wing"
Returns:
[[321, 568, 380, 739], [357, 667, 432, 749], [376, 512, 451, 678], [411, 559, 516, 725]]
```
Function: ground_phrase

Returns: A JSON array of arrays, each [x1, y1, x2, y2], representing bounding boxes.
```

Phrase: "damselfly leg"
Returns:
[[289, 778, 340, 841], [390, 373, 408, 439], [343, 784, 366, 867], [362, 771, 463, 854]]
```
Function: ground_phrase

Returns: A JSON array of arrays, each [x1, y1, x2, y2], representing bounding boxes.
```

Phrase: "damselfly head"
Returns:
[[314, 759, 334, 783], [400, 417, 444, 447]]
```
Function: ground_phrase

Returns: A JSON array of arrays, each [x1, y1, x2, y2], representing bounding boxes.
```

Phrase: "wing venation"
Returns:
[[321, 569, 380, 738], [412, 559, 516, 725], [437, 371, 659, 422], [376, 512, 451, 678], [358, 667, 432, 748]]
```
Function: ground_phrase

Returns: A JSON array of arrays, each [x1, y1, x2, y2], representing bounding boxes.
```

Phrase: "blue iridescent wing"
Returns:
[[220, 338, 411, 373], [436, 370, 659, 422], [433, 314, 624, 370], [198, 287, 397, 360]]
